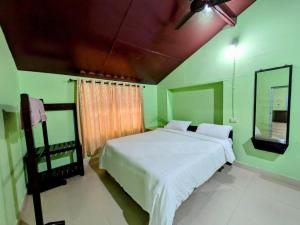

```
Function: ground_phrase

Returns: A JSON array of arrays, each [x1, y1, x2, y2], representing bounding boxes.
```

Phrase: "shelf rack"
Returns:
[[21, 94, 84, 225]]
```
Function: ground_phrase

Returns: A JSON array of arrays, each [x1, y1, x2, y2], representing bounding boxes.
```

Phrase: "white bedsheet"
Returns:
[[100, 128, 235, 225]]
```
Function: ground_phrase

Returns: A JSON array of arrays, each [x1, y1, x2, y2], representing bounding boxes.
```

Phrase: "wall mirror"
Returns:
[[252, 65, 293, 154]]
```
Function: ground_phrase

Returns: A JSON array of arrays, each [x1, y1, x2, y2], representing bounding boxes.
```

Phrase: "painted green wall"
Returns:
[[158, 0, 300, 180], [142, 84, 158, 128], [169, 82, 223, 125], [0, 27, 26, 225]]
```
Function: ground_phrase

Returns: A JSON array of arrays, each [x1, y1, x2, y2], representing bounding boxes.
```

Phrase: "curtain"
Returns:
[[77, 80, 144, 156]]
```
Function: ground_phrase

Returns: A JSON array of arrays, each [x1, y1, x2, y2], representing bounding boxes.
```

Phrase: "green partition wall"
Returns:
[[168, 82, 223, 125]]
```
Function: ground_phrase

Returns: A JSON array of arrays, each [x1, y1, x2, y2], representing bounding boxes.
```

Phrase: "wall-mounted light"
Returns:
[[226, 38, 240, 59], [228, 44, 238, 57], [228, 38, 239, 124]]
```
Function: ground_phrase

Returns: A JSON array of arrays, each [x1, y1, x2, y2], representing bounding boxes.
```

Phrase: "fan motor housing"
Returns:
[[190, 0, 206, 12]]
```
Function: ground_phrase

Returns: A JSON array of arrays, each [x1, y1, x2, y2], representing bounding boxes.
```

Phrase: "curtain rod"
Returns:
[[68, 79, 145, 88]]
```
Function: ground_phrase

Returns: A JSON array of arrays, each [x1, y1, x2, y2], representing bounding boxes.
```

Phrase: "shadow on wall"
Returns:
[[0, 110, 25, 225], [89, 156, 149, 225], [243, 139, 279, 162]]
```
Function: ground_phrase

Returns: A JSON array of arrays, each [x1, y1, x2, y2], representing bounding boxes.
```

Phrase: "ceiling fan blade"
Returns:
[[213, 3, 236, 26], [210, 0, 231, 6], [175, 11, 195, 30]]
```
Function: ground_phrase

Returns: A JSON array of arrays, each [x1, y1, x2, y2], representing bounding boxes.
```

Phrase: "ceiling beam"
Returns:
[[213, 4, 237, 26]]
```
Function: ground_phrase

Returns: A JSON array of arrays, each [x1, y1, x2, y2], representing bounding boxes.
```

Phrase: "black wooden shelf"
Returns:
[[33, 141, 77, 159], [23, 130, 84, 195], [25, 140, 83, 194], [21, 94, 84, 225], [27, 162, 82, 194]]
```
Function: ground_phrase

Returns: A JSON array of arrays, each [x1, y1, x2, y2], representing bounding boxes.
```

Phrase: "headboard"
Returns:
[[187, 125, 233, 141]]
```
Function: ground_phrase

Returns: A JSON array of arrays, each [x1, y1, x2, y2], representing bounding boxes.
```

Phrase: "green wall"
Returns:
[[0, 27, 26, 225], [169, 82, 223, 125], [158, 0, 300, 180]]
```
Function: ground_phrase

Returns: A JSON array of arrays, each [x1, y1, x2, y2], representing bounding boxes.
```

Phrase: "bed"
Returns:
[[100, 126, 235, 225]]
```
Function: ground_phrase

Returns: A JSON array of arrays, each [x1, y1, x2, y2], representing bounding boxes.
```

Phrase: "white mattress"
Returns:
[[100, 128, 235, 225]]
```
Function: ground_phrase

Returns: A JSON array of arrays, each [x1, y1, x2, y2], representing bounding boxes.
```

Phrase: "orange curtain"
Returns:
[[77, 80, 144, 156]]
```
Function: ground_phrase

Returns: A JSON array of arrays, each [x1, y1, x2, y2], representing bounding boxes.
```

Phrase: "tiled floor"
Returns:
[[20, 158, 300, 225]]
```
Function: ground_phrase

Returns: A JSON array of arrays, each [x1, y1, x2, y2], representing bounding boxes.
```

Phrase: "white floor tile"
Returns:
[[247, 174, 300, 210], [174, 180, 243, 225], [212, 165, 256, 189], [228, 190, 300, 225]]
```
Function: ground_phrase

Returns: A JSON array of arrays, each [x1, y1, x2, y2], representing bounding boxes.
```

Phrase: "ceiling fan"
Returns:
[[175, 0, 232, 30]]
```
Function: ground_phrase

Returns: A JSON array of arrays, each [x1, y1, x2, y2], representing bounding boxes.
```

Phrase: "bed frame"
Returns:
[[187, 125, 233, 141]]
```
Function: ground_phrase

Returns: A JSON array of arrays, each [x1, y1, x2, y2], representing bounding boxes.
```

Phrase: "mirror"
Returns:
[[252, 65, 293, 154]]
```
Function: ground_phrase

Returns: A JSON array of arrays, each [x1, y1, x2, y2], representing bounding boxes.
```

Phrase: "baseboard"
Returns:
[[234, 161, 300, 187]]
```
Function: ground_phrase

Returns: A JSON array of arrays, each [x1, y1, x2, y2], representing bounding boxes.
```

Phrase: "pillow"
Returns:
[[164, 120, 192, 131], [196, 123, 232, 139]]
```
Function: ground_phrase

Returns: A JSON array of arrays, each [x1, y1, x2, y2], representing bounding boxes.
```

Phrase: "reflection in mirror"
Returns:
[[252, 65, 292, 154]]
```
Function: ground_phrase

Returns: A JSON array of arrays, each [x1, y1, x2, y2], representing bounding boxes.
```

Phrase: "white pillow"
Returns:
[[196, 123, 232, 139], [164, 120, 192, 131]]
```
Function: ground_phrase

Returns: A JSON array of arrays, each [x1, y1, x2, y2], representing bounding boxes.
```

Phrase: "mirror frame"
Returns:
[[251, 65, 293, 154]]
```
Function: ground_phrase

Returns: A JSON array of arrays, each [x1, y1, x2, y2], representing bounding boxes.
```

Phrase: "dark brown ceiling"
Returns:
[[0, 0, 255, 84]]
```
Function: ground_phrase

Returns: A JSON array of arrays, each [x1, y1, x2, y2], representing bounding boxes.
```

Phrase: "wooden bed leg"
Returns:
[[45, 221, 65, 225], [218, 166, 224, 172]]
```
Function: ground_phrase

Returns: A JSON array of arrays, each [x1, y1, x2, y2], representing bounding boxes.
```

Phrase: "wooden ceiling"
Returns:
[[0, 0, 255, 84]]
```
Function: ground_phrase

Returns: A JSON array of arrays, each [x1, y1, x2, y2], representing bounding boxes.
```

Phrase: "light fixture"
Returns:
[[228, 38, 239, 124], [225, 36, 241, 60], [229, 44, 237, 56], [204, 4, 212, 13]]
